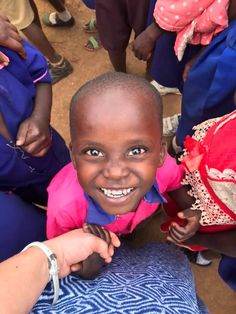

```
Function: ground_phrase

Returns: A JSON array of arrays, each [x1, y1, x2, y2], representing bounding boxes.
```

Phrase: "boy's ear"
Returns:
[[157, 141, 167, 167], [69, 142, 77, 169]]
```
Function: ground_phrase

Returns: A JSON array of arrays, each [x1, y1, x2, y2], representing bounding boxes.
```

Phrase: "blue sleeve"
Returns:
[[23, 40, 51, 84]]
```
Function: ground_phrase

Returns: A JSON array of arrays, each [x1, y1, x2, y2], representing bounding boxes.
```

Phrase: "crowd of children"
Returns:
[[0, 0, 236, 312]]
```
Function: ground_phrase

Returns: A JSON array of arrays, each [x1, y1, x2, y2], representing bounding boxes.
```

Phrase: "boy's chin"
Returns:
[[101, 202, 138, 216]]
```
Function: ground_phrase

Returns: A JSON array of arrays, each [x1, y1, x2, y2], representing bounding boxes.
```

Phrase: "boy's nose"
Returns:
[[102, 160, 129, 180]]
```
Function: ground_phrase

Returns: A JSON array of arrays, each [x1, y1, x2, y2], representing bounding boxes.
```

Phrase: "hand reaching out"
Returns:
[[44, 228, 120, 279], [167, 208, 201, 244], [16, 116, 51, 157], [0, 15, 26, 59]]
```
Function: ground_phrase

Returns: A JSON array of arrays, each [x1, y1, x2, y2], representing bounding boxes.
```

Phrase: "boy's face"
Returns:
[[70, 88, 166, 216]]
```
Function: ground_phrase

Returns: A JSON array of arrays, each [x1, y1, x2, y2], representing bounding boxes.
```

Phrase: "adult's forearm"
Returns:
[[185, 229, 236, 257], [0, 247, 49, 314]]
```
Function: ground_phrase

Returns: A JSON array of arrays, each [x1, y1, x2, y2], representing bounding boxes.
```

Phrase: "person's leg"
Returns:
[[95, 0, 131, 72], [0, 191, 46, 262], [29, 0, 42, 28], [42, 0, 75, 27], [21, 22, 62, 63], [108, 51, 126, 72], [0, 0, 73, 83], [218, 255, 236, 291], [47, 0, 66, 12], [0, 0, 59, 62]]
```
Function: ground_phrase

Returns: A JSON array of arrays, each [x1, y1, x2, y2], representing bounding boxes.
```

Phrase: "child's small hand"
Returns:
[[71, 224, 119, 280], [167, 209, 201, 244], [83, 224, 112, 245], [16, 116, 51, 157], [131, 31, 154, 61]]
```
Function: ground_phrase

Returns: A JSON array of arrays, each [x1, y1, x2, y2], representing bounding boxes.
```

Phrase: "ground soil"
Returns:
[[36, 1, 236, 313]]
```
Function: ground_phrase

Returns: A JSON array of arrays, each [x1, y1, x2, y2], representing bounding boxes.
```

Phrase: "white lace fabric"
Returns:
[[181, 115, 236, 226]]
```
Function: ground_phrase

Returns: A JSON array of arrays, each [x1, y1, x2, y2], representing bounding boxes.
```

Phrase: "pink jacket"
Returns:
[[47, 154, 184, 238]]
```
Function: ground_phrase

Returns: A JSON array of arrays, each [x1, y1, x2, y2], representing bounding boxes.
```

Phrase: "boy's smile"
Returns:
[[70, 87, 166, 216]]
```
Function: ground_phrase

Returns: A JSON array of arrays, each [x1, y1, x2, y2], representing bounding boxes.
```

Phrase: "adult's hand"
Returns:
[[0, 15, 26, 59], [45, 228, 120, 278], [0, 228, 120, 313]]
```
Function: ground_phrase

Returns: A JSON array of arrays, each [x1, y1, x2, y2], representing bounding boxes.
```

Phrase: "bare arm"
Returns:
[[131, 22, 164, 61], [16, 83, 52, 156], [183, 229, 236, 257], [0, 229, 120, 314], [167, 186, 194, 211]]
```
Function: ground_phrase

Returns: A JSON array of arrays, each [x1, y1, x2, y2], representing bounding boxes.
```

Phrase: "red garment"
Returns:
[[182, 111, 236, 233]]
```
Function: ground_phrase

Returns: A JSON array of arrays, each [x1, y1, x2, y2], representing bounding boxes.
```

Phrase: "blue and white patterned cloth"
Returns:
[[32, 243, 208, 314]]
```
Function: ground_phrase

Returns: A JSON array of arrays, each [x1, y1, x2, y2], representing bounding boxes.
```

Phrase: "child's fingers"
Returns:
[[166, 235, 177, 244], [169, 223, 197, 242], [16, 125, 29, 146], [83, 224, 101, 237], [169, 226, 185, 242], [99, 228, 111, 244], [83, 224, 111, 244], [170, 223, 186, 235], [178, 209, 201, 219]]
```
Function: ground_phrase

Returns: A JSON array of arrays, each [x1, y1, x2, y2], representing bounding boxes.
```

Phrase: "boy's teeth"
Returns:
[[101, 188, 134, 198]]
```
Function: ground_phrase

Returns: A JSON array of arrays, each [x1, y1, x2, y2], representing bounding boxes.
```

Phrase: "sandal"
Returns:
[[42, 12, 75, 27], [84, 36, 102, 52], [83, 18, 97, 33]]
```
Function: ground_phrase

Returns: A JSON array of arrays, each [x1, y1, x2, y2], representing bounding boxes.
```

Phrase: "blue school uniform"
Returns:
[[148, 0, 201, 91], [219, 255, 236, 292], [177, 20, 236, 145], [150, 12, 236, 147], [0, 40, 70, 261], [82, 0, 95, 10]]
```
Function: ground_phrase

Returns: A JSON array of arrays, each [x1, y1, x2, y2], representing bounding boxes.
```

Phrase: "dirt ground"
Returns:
[[36, 1, 236, 313]]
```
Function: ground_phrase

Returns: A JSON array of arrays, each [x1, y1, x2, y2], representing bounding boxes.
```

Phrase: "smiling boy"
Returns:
[[46, 73, 187, 268]]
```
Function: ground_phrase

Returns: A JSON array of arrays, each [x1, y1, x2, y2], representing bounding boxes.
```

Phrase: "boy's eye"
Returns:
[[128, 147, 146, 156], [85, 149, 104, 157]]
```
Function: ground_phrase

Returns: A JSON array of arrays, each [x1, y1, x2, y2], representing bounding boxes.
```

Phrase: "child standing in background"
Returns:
[[132, 1, 236, 147], [94, 0, 150, 72]]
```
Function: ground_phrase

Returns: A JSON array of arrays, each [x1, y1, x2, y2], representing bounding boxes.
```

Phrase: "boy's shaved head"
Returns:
[[70, 72, 163, 139]]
